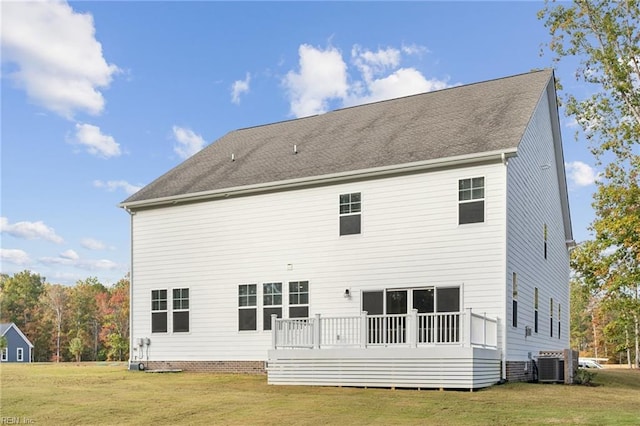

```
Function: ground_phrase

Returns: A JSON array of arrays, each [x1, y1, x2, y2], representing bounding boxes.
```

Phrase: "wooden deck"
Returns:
[[267, 309, 501, 389]]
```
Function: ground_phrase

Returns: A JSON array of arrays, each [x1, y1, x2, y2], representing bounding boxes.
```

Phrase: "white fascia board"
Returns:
[[120, 149, 517, 211]]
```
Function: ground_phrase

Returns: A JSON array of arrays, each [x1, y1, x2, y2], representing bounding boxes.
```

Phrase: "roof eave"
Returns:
[[120, 149, 518, 211]]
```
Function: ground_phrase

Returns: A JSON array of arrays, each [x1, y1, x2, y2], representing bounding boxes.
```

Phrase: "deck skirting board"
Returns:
[[267, 347, 500, 389]]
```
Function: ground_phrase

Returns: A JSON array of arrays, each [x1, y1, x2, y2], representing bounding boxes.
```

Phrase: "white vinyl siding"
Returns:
[[505, 87, 571, 360], [130, 162, 507, 362]]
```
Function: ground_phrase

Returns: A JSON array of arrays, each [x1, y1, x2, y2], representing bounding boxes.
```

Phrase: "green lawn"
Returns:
[[1, 363, 639, 425]]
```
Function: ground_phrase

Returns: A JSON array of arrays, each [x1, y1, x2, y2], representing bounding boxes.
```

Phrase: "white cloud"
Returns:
[[1, 217, 64, 244], [283, 43, 450, 118], [93, 179, 142, 195], [81, 238, 106, 250], [172, 126, 206, 159], [401, 43, 429, 56], [1, 1, 119, 118], [352, 45, 401, 82], [60, 249, 79, 261], [73, 123, 121, 158], [347, 68, 449, 106], [1, 249, 32, 266], [283, 44, 349, 117], [39, 253, 119, 271], [565, 161, 600, 187], [231, 73, 251, 104]]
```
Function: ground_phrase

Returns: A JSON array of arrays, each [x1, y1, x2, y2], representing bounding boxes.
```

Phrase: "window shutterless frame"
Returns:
[[458, 177, 485, 224], [172, 288, 190, 333], [151, 289, 168, 333], [339, 192, 362, 235], [238, 284, 257, 331]]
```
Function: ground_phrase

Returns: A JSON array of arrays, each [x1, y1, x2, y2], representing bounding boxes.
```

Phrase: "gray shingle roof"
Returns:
[[123, 70, 553, 206]]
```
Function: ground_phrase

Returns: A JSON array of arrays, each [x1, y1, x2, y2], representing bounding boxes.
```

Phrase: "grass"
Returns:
[[1, 363, 639, 425]]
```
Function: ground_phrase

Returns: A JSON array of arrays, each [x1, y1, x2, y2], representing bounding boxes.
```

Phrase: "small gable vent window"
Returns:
[[339, 192, 362, 235], [151, 289, 168, 333], [458, 177, 485, 224]]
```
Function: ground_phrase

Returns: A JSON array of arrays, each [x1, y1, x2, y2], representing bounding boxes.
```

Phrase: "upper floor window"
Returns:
[[172, 288, 190, 333], [339, 192, 361, 235], [458, 177, 484, 224], [151, 289, 168, 333], [289, 281, 309, 318], [238, 284, 257, 331]]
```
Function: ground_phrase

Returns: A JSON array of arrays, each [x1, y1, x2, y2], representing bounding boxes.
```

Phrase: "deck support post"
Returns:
[[360, 311, 368, 348], [271, 314, 278, 349], [409, 309, 418, 348], [314, 314, 321, 349], [464, 308, 473, 347]]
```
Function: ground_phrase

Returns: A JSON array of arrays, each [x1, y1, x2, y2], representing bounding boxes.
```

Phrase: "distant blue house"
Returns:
[[0, 323, 33, 363]]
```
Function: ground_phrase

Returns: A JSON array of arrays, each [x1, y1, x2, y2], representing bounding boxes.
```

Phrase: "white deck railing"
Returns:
[[272, 308, 498, 350]]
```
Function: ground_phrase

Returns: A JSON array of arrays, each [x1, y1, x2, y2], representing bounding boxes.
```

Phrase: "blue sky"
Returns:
[[1, 1, 600, 286]]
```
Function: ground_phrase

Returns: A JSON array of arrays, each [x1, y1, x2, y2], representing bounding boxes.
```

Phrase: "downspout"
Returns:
[[124, 207, 135, 364], [501, 152, 509, 381]]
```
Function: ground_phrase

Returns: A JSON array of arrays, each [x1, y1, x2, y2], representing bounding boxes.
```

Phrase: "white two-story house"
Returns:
[[121, 69, 573, 389]]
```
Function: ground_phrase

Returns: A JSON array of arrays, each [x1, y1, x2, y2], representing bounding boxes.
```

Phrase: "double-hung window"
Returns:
[[534, 287, 539, 333], [339, 192, 361, 235], [550, 298, 554, 337], [558, 304, 561, 339], [263, 282, 282, 330], [458, 177, 485, 224], [238, 284, 257, 331], [289, 281, 309, 318], [17, 347, 24, 362], [1, 348, 7, 361], [172, 288, 189, 333], [151, 289, 168, 333], [512, 272, 518, 328]]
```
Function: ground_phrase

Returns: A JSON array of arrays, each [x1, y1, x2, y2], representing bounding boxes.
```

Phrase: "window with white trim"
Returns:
[[512, 272, 518, 328], [17, 347, 24, 362], [238, 284, 257, 331], [289, 281, 309, 318], [1, 348, 7, 361], [550, 298, 554, 338], [458, 177, 485, 224], [558, 304, 561, 339], [543, 224, 548, 259], [172, 288, 189, 333], [263, 282, 282, 330], [339, 192, 361, 235], [534, 287, 539, 333], [151, 289, 168, 333]]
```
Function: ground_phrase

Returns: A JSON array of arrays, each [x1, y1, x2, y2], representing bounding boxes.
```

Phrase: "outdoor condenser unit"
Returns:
[[538, 357, 564, 382]]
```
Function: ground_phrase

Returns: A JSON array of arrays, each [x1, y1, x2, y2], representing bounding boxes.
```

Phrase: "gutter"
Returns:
[[120, 149, 518, 210]]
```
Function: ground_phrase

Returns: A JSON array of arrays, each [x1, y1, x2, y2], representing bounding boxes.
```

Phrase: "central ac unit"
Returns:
[[538, 357, 563, 382]]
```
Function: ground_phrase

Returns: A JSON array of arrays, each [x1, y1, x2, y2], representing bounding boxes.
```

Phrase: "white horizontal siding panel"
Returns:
[[131, 163, 507, 362], [505, 87, 571, 361]]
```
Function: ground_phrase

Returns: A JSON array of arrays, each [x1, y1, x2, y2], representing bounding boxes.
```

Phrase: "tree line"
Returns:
[[0, 270, 129, 362], [540, 0, 639, 368]]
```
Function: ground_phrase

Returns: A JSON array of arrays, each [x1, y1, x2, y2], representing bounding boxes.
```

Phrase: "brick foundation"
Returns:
[[142, 360, 266, 374], [505, 361, 535, 382]]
